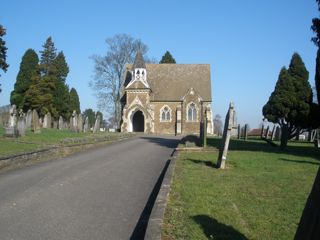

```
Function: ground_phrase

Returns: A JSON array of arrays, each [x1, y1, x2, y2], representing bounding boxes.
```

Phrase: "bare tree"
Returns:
[[214, 114, 223, 136], [90, 34, 151, 128]]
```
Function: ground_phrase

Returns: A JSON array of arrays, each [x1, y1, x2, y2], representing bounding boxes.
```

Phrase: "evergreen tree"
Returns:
[[83, 108, 95, 127], [159, 51, 176, 64], [0, 24, 9, 93], [69, 88, 80, 114], [52, 51, 70, 119], [39, 37, 57, 76], [263, 53, 312, 149], [10, 49, 39, 110], [24, 66, 56, 116]]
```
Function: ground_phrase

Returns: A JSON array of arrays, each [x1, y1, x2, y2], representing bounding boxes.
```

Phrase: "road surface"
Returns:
[[0, 135, 179, 240]]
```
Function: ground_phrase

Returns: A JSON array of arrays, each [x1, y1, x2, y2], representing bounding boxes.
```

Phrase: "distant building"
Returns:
[[120, 52, 213, 135]]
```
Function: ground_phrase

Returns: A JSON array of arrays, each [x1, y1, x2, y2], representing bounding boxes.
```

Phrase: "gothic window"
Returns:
[[187, 103, 197, 121], [160, 106, 171, 122]]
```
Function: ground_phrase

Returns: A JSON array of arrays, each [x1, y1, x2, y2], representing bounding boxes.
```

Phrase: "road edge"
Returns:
[[144, 149, 178, 240]]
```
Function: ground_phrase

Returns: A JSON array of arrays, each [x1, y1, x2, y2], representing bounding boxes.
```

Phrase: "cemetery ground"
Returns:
[[162, 137, 319, 240], [0, 126, 132, 171]]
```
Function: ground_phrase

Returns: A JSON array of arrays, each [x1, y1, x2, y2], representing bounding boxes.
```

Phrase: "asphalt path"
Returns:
[[0, 135, 180, 240]]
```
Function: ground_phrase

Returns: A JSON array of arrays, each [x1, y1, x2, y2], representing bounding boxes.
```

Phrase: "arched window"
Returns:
[[187, 103, 197, 121], [160, 106, 171, 122]]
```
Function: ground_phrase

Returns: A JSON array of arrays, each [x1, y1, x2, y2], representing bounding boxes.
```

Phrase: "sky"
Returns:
[[0, 0, 318, 128]]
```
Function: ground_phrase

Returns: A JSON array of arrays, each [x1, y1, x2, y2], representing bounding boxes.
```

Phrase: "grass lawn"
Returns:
[[0, 126, 131, 158], [162, 138, 319, 240]]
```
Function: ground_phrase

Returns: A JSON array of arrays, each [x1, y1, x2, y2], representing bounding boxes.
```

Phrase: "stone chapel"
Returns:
[[120, 52, 213, 135]]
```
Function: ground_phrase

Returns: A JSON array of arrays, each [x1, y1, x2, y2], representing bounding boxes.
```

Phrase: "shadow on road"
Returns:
[[140, 136, 180, 150], [130, 159, 171, 240]]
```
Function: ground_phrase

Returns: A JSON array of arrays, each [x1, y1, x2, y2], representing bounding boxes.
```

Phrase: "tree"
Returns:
[[69, 88, 80, 114], [263, 53, 312, 149], [159, 51, 176, 64], [90, 34, 150, 128], [52, 51, 70, 119], [24, 66, 56, 116], [39, 37, 57, 76], [83, 108, 95, 127], [10, 49, 39, 110], [0, 24, 9, 93], [213, 114, 223, 136]]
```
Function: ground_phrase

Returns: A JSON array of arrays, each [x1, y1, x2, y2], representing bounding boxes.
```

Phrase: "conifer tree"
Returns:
[[24, 66, 56, 116], [10, 49, 39, 110], [159, 51, 176, 64], [40, 37, 57, 76], [0, 24, 9, 93], [52, 51, 70, 119], [263, 53, 312, 149], [69, 88, 80, 114]]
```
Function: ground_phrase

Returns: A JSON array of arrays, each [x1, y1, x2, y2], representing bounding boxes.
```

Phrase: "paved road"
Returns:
[[0, 135, 179, 240]]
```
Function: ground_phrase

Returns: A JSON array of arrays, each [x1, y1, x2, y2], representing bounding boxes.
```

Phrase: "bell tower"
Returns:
[[127, 52, 149, 88]]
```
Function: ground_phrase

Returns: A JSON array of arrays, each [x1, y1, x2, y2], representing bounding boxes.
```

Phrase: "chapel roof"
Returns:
[[124, 64, 212, 102], [132, 52, 146, 69]]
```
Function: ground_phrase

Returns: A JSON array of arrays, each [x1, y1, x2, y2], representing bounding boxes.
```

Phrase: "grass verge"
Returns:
[[162, 138, 319, 240]]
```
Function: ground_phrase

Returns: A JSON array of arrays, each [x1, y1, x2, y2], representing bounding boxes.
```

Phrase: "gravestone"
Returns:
[[32, 110, 41, 133], [264, 126, 270, 139], [26, 109, 32, 128], [58, 116, 64, 130], [17, 110, 26, 136], [237, 124, 241, 139], [77, 115, 83, 132], [275, 126, 281, 141], [271, 125, 276, 141], [217, 102, 237, 169], [244, 124, 248, 141], [83, 116, 89, 132], [4, 105, 18, 137], [43, 112, 52, 128], [260, 124, 265, 139], [70, 110, 78, 132], [93, 115, 101, 133]]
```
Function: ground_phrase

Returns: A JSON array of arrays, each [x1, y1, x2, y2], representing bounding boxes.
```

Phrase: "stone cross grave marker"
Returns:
[[217, 102, 237, 169]]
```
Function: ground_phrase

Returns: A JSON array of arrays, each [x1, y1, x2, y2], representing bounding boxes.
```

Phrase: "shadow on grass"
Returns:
[[207, 138, 320, 161], [192, 215, 248, 240], [186, 158, 217, 168], [279, 158, 320, 166]]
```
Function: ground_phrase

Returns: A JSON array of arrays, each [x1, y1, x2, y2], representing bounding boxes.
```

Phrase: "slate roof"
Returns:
[[132, 52, 146, 69], [124, 64, 212, 102]]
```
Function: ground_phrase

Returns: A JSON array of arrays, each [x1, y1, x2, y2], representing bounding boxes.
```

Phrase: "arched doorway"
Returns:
[[132, 110, 144, 132]]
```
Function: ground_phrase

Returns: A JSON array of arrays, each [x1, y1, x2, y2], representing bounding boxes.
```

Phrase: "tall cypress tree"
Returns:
[[10, 49, 39, 110], [69, 88, 80, 114], [52, 51, 70, 119]]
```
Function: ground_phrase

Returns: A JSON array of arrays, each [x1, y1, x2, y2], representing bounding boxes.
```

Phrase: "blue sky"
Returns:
[[0, 0, 318, 128]]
